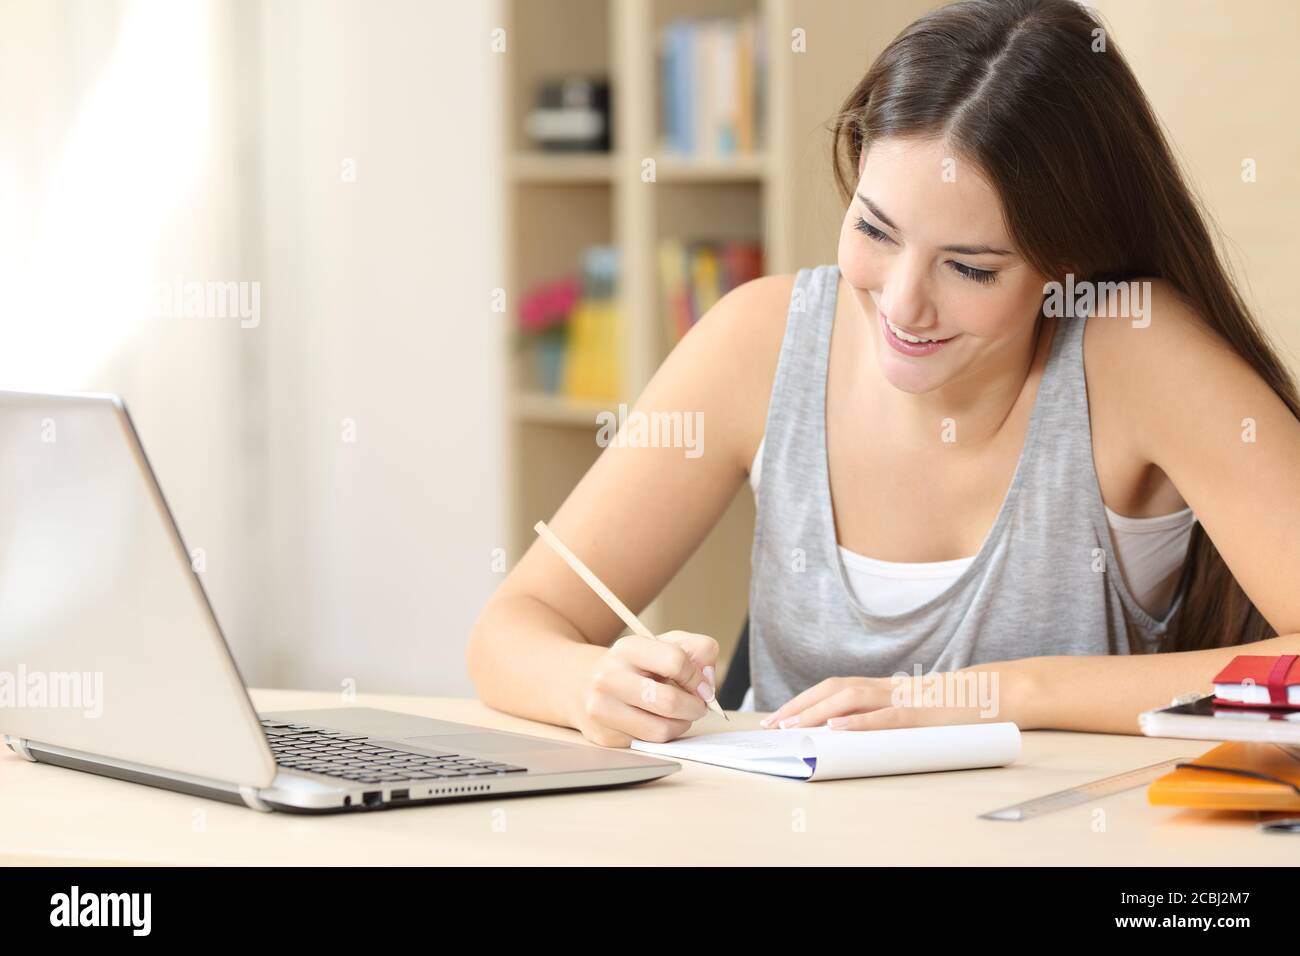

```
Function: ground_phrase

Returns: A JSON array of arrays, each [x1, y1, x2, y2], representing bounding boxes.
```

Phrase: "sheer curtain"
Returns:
[[0, 0, 267, 675], [3, 0, 506, 695]]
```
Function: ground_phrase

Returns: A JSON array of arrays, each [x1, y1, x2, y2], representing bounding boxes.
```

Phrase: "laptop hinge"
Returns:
[[3, 734, 36, 761]]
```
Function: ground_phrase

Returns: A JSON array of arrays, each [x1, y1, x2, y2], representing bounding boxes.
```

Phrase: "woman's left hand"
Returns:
[[760, 664, 1038, 731]]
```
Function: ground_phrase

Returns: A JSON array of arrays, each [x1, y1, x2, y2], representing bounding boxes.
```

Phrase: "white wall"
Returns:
[[254, 0, 506, 696], [1091, 0, 1300, 367]]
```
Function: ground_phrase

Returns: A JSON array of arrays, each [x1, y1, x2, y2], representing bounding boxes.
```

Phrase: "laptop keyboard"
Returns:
[[260, 718, 527, 784]]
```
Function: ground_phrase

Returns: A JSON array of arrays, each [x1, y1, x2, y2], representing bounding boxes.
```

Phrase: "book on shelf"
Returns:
[[558, 246, 621, 402], [659, 13, 764, 159], [658, 238, 764, 345], [561, 296, 620, 402]]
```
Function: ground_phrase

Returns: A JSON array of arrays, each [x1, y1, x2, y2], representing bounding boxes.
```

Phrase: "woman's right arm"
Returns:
[[466, 274, 792, 746]]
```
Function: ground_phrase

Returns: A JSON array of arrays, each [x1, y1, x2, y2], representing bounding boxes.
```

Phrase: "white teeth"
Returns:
[[888, 320, 938, 344]]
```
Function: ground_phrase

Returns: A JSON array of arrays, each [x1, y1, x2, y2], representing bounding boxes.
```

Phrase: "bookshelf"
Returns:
[[498, 0, 795, 669]]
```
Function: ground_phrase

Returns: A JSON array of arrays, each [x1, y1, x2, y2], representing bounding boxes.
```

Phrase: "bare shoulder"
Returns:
[[1083, 278, 1231, 367], [1083, 276, 1278, 461], [687, 271, 795, 360], [663, 272, 797, 466]]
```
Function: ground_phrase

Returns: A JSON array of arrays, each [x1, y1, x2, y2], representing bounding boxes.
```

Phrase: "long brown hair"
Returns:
[[830, 0, 1297, 652]]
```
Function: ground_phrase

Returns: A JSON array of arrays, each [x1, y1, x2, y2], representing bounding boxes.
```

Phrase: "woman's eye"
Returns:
[[949, 261, 997, 285], [853, 216, 892, 243], [854, 214, 997, 285]]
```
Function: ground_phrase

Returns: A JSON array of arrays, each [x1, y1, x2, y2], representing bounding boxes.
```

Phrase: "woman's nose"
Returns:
[[879, 259, 932, 328]]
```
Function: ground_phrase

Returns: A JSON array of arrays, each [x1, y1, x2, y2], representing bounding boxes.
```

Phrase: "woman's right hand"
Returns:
[[571, 630, 721, 748]]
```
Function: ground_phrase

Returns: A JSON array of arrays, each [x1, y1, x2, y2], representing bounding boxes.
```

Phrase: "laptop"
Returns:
[[0, 390, 678, 812]]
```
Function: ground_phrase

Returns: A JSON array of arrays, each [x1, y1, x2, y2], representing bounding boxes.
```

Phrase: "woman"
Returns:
[[468, 0, 1300, 746]]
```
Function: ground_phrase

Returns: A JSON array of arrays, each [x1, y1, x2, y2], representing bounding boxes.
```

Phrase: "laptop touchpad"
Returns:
[[402, 733, 569, 755]]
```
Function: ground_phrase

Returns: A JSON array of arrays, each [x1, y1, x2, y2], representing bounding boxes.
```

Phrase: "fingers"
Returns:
[[791, 684, 891, 729], [823, 706, 989, 730], [656, 630, 722, 670], [597, 666, 708, 722], [759, 674, 997, 732], [612, 633, 717, 705], [759, 676, 857, 728], [820, 709, 903, 731], [761, 679, 891, 729], [574, 632, 722, 748], [579, 693, 694, 746], [655, 630, 722, 702]]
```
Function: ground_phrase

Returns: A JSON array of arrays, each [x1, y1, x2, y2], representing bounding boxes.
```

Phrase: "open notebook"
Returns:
[[630, 722, 1021, 781]]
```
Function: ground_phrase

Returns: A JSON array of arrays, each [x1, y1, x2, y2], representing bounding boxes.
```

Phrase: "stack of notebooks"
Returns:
[[1142, 653, 1300, 811]]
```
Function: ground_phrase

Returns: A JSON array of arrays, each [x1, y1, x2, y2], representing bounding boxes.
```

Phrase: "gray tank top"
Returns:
[[748, 264, 1186, 711]]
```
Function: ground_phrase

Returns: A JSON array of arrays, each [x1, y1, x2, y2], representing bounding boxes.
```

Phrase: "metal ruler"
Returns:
[[979, 757, 1190, 821]]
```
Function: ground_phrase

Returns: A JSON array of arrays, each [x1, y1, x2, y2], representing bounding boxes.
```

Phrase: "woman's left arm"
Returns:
[[765, 282, 1300, 734], [1020, 281, 1300, 732]]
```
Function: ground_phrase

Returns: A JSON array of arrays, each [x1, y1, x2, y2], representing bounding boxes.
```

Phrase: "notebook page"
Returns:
[[630, 722, 1021, 780], [631, 730, 818, 778]]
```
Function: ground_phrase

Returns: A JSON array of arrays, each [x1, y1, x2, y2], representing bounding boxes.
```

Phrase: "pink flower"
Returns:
[[519, 275, 581, 332]]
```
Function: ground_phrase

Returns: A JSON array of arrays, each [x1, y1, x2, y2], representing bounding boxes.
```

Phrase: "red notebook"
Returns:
[[1212, 654, 1299, 709]]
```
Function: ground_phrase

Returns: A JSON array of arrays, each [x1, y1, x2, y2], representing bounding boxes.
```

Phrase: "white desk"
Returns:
[[1, 688, 1292, 865]]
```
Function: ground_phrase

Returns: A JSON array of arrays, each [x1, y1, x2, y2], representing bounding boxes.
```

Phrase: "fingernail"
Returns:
[[778, 716, 802, 729], [827, 717, 849, 729], [759, 716, 773, 728], [704, 665, 716, 687], [697, 681, 716, 702]]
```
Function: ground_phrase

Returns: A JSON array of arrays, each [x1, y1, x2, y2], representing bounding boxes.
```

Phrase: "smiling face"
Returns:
[[836, 136, 1051, 395]]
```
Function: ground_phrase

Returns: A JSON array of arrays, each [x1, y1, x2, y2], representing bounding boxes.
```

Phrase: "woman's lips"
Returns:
[[879, 314, 955, 356]]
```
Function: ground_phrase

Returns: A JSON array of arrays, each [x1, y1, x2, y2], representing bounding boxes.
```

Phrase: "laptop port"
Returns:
[[391, 788, 409, 801], [362, 791, 382, 807]]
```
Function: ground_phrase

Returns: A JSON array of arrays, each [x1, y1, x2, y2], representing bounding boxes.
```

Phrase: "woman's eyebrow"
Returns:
[[857, 193, 900, 231], [856, 192, 1013, 256]]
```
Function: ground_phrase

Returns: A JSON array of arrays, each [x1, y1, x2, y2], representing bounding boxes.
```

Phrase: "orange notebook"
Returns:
[[1148, 741, 1300, 811]]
